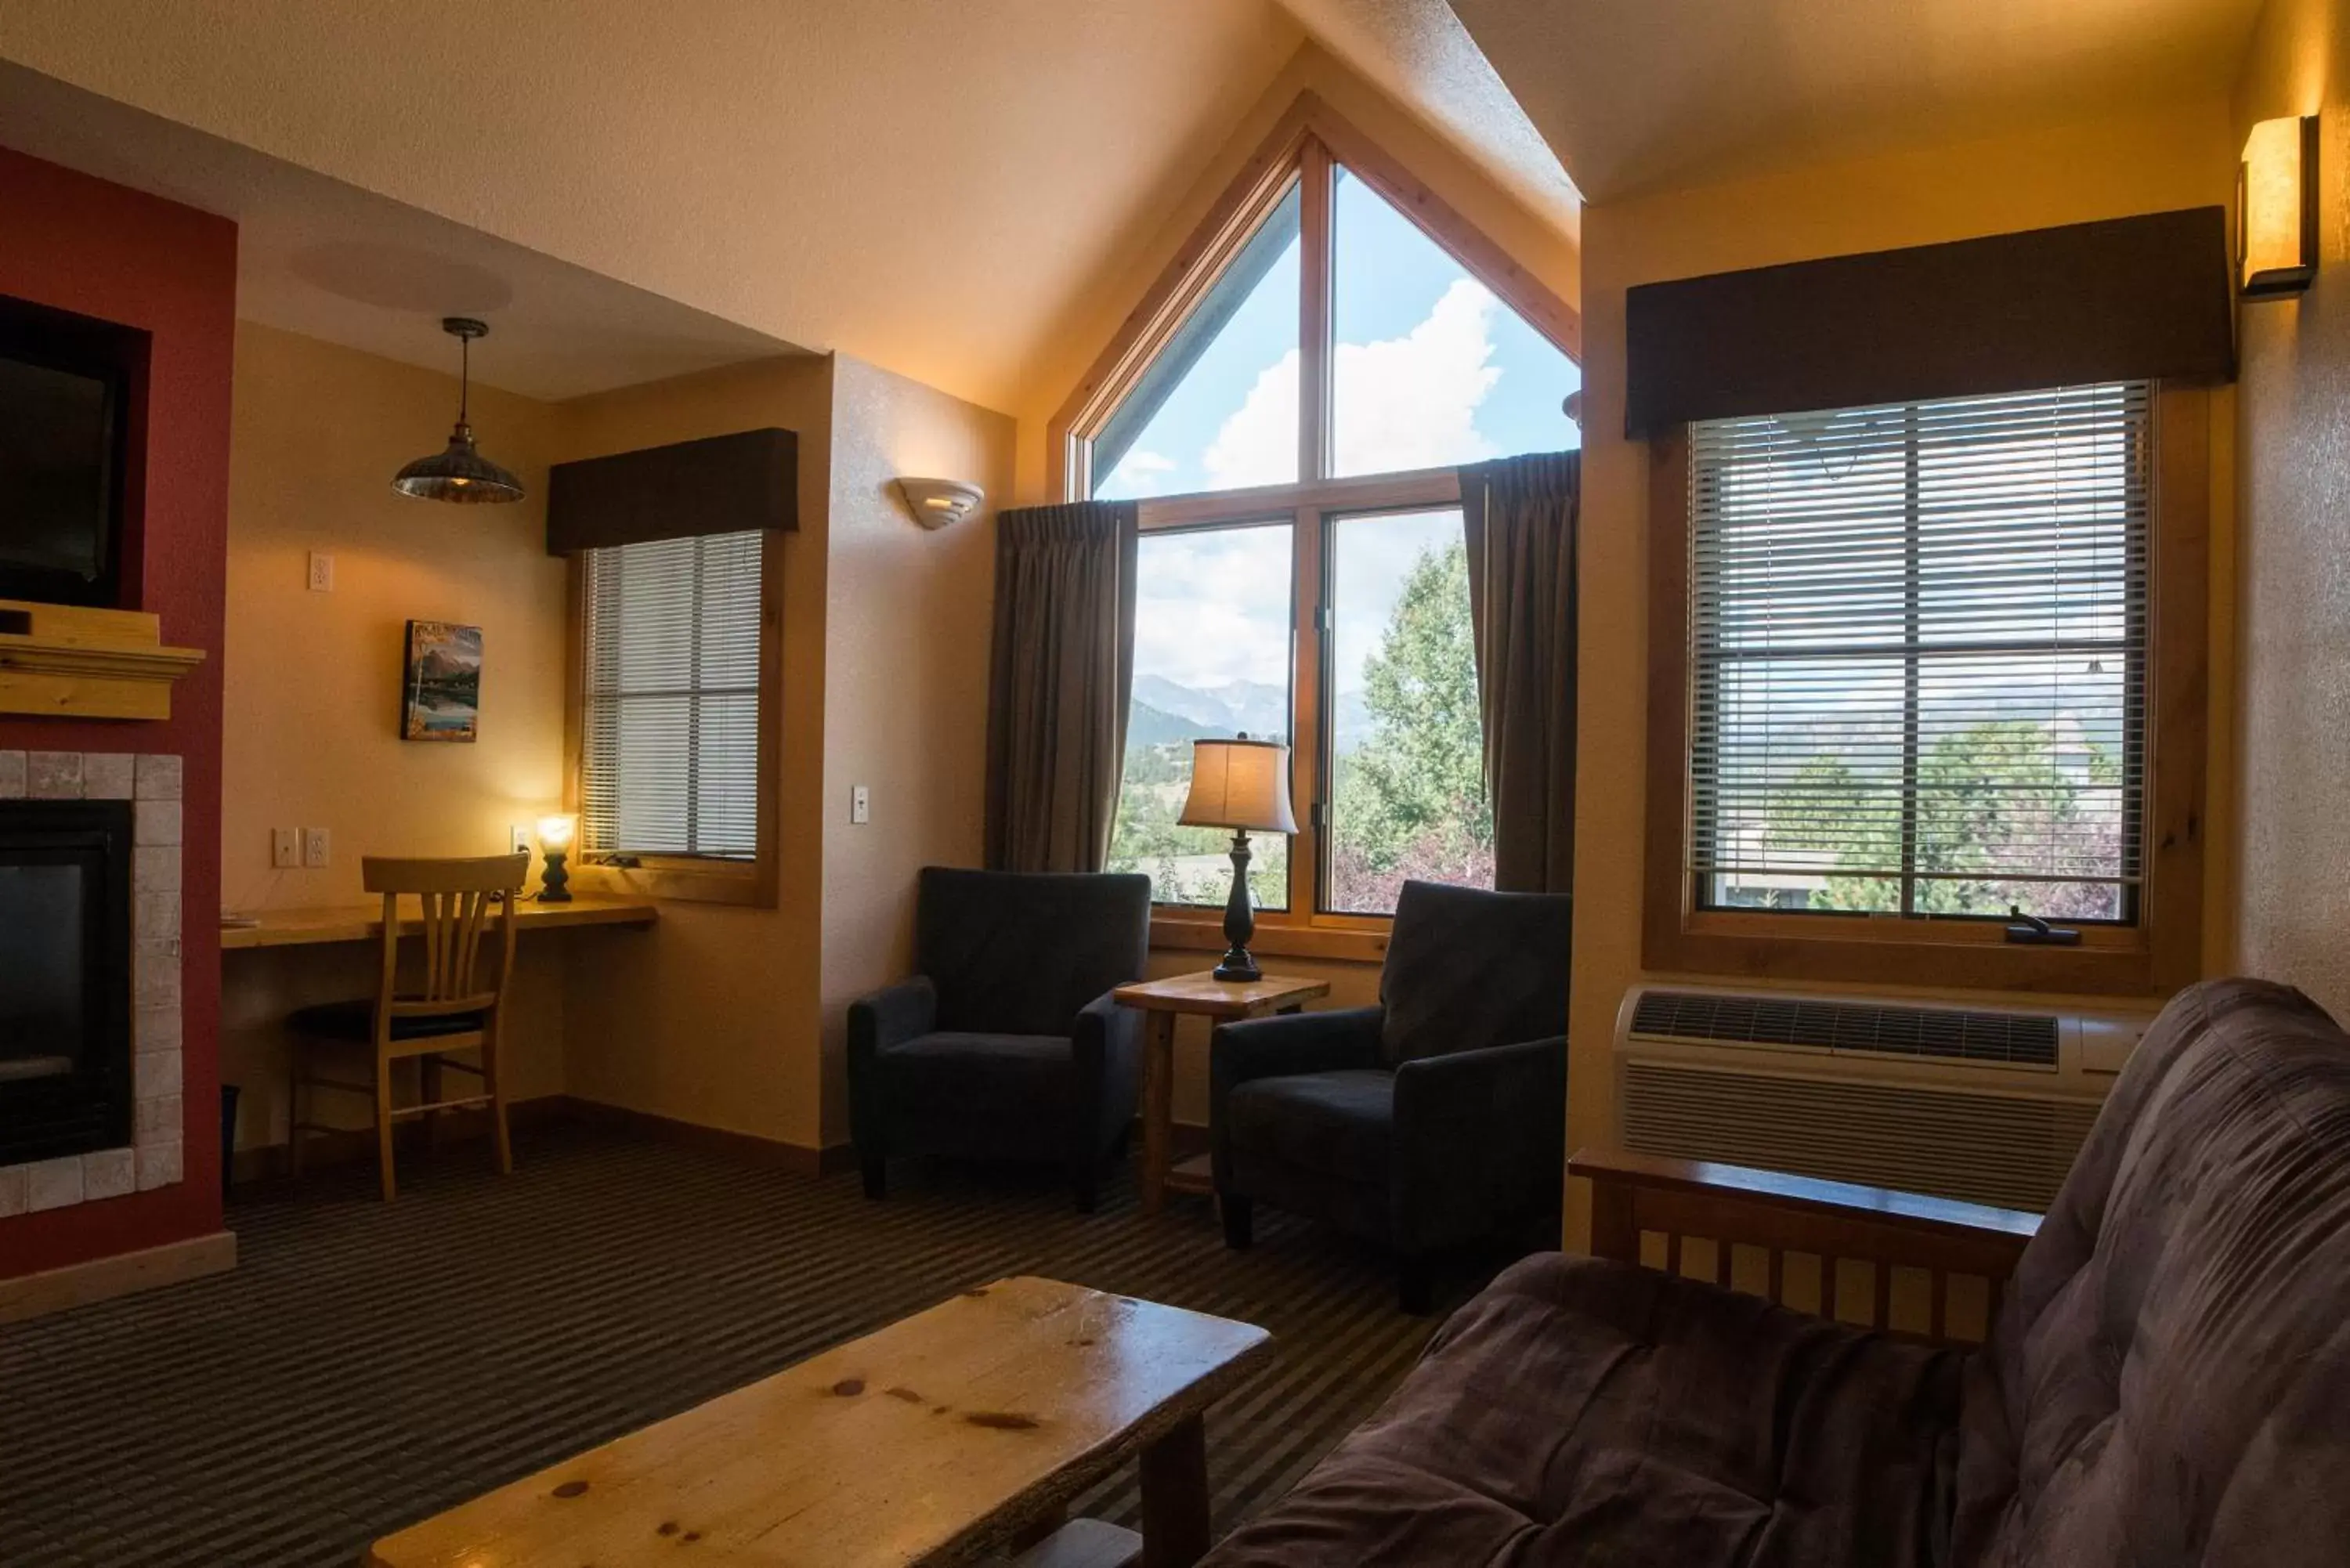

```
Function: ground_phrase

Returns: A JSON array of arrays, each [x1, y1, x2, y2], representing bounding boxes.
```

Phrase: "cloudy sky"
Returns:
[[1115, 168, 1580, 699]]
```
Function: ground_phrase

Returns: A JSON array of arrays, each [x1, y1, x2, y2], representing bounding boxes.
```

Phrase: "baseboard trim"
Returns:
[[230, 1094, 573, 1187], [561, 1097, 857, 1176], [0, 1229, 238, 1325], [230, 1094, 854, 1186]]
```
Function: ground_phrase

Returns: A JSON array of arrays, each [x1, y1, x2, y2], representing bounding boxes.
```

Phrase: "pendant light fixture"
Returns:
[[392, 317, 526, 504]]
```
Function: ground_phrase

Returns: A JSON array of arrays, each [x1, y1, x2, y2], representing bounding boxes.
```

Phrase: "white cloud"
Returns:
[[1332, 279, 1501, 473], [1203, 351, 1301, 490], [1095, 447, 1177, 501], [1133, 527, 1291, 689], [1200, 277, 1502, 491]]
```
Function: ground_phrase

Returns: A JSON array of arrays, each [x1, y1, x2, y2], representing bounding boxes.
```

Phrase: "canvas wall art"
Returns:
[[400, 620, 483, 742]]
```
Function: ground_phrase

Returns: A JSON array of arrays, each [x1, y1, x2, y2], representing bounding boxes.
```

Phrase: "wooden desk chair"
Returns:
[[287, 854, 529, 1201]]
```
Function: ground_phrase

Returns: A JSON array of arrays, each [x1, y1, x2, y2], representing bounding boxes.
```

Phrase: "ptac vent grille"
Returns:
[[1622, 1060, 2092, 1212], [1630, 990, 2059, 1068]]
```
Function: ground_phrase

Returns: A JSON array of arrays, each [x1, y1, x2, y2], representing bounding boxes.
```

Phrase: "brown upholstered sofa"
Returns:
[[1202, 979, 2350, 1566]]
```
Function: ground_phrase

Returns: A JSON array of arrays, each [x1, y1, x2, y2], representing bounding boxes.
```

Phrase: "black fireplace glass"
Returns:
[[0, 800, 132, 1162], [0, 863, 86, 1078]]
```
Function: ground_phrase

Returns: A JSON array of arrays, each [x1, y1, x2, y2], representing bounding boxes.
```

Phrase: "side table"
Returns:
[[1111, 970, 1332, 1216]]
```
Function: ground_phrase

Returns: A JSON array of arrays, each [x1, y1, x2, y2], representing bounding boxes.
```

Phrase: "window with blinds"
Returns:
[[579, 530, 765, 860], [1687, 381, 2149, 923]]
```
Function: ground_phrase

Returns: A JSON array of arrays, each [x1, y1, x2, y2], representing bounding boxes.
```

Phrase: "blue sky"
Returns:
[[1098, 167, 1581, 501]]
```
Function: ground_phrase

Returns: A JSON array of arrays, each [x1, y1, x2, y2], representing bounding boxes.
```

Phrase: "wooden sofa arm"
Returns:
[[1570, 1147, 2038, 1342]]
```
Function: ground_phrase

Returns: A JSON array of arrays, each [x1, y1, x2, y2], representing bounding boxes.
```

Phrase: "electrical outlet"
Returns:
[[301, 826, 330, 869], [270, 827, 298, 869], [851, 784, 871, 825], [511, 825, 531, 854], [306, 551, 334, 592]]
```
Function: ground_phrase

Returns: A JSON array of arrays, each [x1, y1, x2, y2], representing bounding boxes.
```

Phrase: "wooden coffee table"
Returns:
[[366, 1276, 1270, 1568], [1112, 972, 1332, 1216]]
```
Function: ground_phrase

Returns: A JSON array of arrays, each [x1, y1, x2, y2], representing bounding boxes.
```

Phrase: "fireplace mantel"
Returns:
[[0, 600, 206, 722]]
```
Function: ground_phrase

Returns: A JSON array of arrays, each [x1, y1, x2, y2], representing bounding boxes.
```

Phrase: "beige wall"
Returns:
[[2232, 0, 2350, 1022], [815, 356, 1013, 1143], [219, 323, 573, 1147], [1570, 99, 2239, 1242], [552, 356, 836, 1147]]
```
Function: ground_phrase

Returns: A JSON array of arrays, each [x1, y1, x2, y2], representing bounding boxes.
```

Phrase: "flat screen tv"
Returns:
[[0, 301, 132, 609]]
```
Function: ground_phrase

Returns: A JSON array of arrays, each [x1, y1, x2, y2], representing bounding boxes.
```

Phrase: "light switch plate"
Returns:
[[271, 827, 298, 869], [302, 826, 330, 869], [306, 551, 334, 592], [851, 784, 870, 825], [511, 825, 531, 854]]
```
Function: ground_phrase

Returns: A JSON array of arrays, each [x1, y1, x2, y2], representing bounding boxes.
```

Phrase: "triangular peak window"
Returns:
[[1057, 100, 1581, 501]]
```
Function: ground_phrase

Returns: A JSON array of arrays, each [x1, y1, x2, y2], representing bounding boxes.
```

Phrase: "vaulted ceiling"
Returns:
[[1450, 0, 2268, 203]]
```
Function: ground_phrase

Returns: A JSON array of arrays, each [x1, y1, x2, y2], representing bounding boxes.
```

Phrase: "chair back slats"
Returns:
[[361, 854, 529, 1017]]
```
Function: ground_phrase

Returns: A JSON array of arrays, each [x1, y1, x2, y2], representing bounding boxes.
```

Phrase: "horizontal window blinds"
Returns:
[[580, 531, 764, 859], [1688, 382, 2149, 923]]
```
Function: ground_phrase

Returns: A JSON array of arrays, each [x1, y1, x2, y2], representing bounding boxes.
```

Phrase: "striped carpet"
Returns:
[[0, 1124, 1487, 1566]]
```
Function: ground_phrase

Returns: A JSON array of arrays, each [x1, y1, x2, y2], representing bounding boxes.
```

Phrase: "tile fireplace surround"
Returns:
[[0, 749, 185, 1215]]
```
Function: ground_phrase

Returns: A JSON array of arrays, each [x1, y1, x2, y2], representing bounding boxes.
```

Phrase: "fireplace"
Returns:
[[0, 798, 133, 1164]]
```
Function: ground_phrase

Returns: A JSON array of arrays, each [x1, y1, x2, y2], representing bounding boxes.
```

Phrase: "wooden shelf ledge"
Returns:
[[0, 598, 206, 721]]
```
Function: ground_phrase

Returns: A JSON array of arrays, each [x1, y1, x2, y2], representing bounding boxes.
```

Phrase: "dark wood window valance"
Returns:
[[546, 427, 797, 555], [1624, 207, 2234, 438]]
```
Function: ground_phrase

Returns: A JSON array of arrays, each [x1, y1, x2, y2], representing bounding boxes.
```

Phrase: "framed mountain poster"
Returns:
[[400, 620, 482, 742]]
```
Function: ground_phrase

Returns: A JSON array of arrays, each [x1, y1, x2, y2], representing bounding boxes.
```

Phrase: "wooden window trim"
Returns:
[[1134, 468, 1458, 951], [561, 532, 784, 909], [1047, 89, 1582, 501], [1060, 93, 1578, 956], [1641, 385, 2210, 996]]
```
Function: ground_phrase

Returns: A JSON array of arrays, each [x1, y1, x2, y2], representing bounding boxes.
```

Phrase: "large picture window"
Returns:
[[1689, 383, 2149, 923], [1645, 382, 2210, 995], [1069, 96, 1580, 946]]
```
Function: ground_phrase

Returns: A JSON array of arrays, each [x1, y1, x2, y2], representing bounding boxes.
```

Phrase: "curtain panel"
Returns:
[[1462, 451, 1579, 895], [984, 500, 1139, 873]]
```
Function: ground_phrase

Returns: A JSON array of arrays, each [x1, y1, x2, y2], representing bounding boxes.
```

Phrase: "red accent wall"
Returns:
[[0, 146, 236, 1278]]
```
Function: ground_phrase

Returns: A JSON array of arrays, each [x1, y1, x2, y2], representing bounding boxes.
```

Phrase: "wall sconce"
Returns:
[[895, 477, 985, 530], [2240, 114, 2319, 298]]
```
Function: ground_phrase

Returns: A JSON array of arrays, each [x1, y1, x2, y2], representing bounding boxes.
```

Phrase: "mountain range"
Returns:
[[1130, 674, 1371, 752]]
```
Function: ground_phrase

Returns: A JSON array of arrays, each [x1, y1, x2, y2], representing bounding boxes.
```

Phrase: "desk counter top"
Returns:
[[219, 894, 659, 951]]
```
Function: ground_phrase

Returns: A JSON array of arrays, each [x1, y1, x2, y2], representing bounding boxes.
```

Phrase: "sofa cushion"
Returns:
[[1953, 979, 2350, 1567], [1206, 1252, 1964, 1568], [1225, 1071, 1395, 1186]]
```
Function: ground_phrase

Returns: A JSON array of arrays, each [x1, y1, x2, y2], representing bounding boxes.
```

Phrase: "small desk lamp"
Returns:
[[1178, 735, 1298, 982], [537, 814, 577, 903]]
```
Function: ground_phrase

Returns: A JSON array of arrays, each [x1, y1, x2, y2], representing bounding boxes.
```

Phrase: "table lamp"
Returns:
[[537, 813, 577, 903], [1178, 735, 1298, 982]]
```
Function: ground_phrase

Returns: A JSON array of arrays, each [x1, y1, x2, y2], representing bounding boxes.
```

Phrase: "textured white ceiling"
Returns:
[[0, 0, 1304, 411], [1450, 0, 2267, 201]]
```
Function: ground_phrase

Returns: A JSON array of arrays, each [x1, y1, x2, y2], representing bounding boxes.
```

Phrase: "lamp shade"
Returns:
[[1179, 736, 1297, 834]]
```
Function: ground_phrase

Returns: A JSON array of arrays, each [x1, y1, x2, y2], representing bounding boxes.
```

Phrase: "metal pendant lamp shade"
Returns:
[[393, 317, 526, 504]]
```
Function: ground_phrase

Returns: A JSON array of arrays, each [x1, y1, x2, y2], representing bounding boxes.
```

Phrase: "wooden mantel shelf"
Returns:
[[0, 598, 206, 721], [221, 894, 660, 951]]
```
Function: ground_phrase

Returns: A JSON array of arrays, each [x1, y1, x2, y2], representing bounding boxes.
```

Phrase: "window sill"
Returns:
[[1149, 913, 1388, 967], [581, 856, 776, 909], [1645, 910, 2174, 997]]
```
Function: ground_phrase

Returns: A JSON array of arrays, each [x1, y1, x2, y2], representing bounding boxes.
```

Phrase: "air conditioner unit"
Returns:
[[1614, 984, 2157, 1213]]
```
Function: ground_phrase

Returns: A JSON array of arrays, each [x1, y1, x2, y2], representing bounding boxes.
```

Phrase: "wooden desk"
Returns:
[[367, 1275, 1271, 1568], [1111, 971, 1332, 1216], [219, 894, 657, 951]]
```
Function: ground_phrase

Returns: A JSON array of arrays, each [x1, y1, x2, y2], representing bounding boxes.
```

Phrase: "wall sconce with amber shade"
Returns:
[[2240, 115, 2319, 298]]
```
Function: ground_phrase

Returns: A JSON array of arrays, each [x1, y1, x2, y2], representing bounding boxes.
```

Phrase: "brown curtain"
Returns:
[[1462, 451, 1579, 894], [985, 500, 1139, 873]]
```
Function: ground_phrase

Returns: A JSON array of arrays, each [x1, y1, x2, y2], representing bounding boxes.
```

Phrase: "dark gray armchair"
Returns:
[[1211, 880, 1572, 1310], [848, 867, 1151, 1212]]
